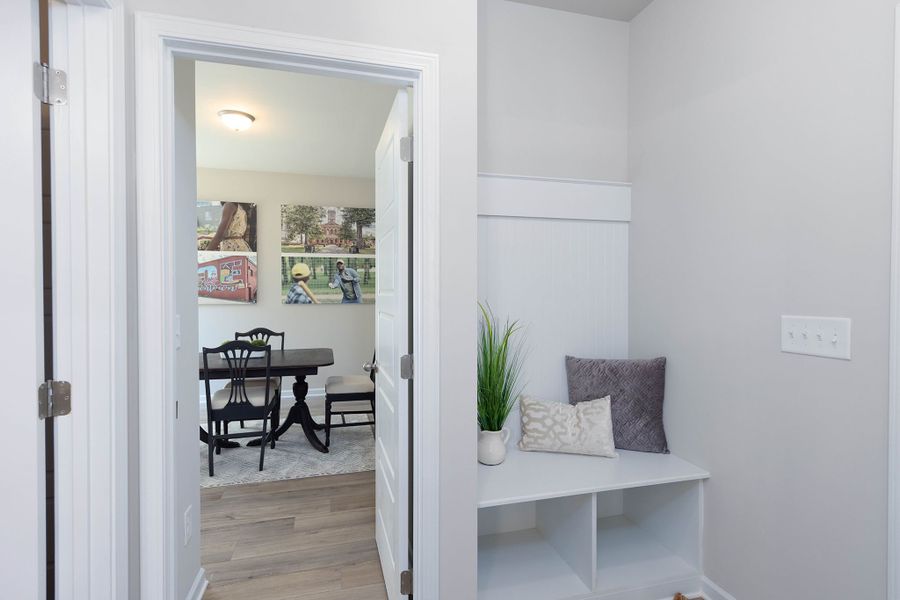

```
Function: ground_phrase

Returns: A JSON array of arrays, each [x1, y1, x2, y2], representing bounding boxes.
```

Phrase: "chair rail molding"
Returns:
[[478, 172, 631, 222]]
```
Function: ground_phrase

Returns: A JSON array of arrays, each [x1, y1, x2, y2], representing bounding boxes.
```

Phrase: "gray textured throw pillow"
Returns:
[[565, 356, 668, 454]]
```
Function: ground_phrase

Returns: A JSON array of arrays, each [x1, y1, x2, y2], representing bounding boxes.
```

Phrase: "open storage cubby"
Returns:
[[478, 447, 709, 600]]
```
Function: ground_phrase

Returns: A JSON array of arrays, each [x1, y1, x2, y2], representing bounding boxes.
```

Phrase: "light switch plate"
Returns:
[[781, 315, 851, 360]]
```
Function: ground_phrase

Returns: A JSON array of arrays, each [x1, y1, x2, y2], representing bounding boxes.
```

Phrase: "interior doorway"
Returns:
[[133, 15, 441, 599], [180, 59, 406, 598]]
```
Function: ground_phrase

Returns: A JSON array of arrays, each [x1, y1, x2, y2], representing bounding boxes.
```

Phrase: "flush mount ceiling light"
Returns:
[[217, 109, 255, 132]]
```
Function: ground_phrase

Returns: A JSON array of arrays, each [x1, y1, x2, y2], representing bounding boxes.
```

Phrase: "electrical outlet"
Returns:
[[183, 505, 193, 546], [781, 315, 851, 360]]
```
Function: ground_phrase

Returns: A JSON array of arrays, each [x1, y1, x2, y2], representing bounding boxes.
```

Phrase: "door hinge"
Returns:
[[38, 380, 72, 419], [34, 63, 68, 106], [400, 136, 413, 163], [400, 354, 414, 380], [400, 569, 413, 595]]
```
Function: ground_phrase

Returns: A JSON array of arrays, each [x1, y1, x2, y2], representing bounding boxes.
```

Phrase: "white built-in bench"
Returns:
[[478, 446, 709, 600]]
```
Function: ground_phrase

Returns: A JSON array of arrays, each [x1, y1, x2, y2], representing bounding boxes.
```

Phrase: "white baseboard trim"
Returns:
[[702, 576, 737, 600], [186, 568, 208, 600]]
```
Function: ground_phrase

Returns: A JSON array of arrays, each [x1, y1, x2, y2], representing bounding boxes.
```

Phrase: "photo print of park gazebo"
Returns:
[[280, 204, 376, 305]]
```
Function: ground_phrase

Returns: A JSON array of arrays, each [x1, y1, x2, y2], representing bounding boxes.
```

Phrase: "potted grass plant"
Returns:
[[477, 303, 525, 466]]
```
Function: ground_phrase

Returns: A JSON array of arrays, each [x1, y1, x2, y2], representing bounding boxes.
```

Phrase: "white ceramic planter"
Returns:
[[478, 428, 511, 466]]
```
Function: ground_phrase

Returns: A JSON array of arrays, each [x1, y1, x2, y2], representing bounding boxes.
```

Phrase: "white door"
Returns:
[[374, 89, 411, 599], [1, 1, 48, 598], [44, 2, 126, 598]]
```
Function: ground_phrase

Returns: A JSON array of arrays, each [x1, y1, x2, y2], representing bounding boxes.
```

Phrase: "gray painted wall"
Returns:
[[478, 0, 630, 181], [629, 1, 895, 596]]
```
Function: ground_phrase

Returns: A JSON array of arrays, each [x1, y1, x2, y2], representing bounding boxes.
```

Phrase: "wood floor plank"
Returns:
[[201, 471, 385, 599], [230, 522, 376, 561], [205, 538, 378, 585], [217, 470, 374, 499], [202, 517, 296, 551], [288, 582, 388, 600], [293, 507, 375, 533], [330, 492, 375, 512], [202, 539, 236, 566], [204, 482, 375, 516], [340, 560, 385, 590], [201, 497, 331, 531], [203, 566, 342, 600]]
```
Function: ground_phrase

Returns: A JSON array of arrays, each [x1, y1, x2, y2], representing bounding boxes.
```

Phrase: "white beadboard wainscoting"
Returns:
[[477, 173, 631, 405]]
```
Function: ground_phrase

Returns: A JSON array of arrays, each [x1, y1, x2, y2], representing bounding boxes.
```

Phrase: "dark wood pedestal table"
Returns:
[[198, 348, 335, 453]]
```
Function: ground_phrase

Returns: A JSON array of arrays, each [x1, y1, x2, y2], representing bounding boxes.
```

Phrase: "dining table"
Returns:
[[198, 347, 335, 453]]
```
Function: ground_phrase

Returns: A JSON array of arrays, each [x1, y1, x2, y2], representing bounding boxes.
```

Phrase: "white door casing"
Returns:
[[375, 89, 411, 599], [134, 14, 441, 599], [1, 1, 47, 598]]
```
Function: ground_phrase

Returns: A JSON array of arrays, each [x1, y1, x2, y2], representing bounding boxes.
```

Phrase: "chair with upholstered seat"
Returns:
[[324, 355, 376, 448], [234, 327, 285, 429], [202, 341, 279, 476]]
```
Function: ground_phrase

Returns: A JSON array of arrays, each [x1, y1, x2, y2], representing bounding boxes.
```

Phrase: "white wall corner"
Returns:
[[702, 576, 738, 600], [186, 568, 208, 600]]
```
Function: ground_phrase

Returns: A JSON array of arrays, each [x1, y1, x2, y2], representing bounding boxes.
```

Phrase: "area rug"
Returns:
[[199, 397, 375, 488]]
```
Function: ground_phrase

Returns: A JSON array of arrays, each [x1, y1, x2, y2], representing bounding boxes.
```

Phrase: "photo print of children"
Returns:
[[329, 259, 362, 304], [285, 262, 319, 304], [280, 202, 375, 305], [280, 254, 374, 305]]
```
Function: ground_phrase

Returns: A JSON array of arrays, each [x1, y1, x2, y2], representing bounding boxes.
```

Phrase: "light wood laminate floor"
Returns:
[[201, 470, 387, 600]]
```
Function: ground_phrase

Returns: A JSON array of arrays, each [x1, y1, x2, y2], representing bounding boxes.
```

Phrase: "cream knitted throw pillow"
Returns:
[[518, 395, 617, 458]]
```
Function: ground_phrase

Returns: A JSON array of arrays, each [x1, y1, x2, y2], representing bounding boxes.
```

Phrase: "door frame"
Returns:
[[134, 13, 441, 599]]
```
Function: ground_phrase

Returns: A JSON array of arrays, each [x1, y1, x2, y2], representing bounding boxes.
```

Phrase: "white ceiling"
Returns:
[[195, 62, 400, 179], [506, 0, 654, 21]]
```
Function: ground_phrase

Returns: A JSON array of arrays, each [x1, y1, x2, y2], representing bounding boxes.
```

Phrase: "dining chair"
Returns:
[[234, 327, 285, 428], [202, 341, 279, 476], [323, 352, 376, 448]]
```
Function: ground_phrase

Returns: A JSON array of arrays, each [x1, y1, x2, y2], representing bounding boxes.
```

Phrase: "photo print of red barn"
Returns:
[[197, 199, 259, 304]]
